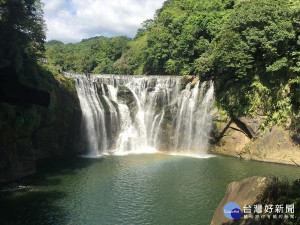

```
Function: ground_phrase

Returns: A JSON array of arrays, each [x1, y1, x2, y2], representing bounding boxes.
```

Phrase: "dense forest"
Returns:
[[46, 0, 299, 127], [45, 36, 131, 74]]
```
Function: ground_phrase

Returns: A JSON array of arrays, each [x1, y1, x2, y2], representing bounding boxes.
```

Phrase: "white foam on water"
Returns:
[[112, 146, 159, 156], [80, 154, 103, 159], [167, 152, 217, 159]]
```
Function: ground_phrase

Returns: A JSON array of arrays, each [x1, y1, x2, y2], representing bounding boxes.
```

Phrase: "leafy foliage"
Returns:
[[137, 0, 236, 75], [211, 0, 300, 123], [45, 36, 131, 74], [257, 177, 300, 225], [45, 0, 299, 125], [0, 0, 46, 89]]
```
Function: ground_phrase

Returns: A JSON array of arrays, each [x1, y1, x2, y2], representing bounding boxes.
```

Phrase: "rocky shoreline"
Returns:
[[210, 115, 300, 167]]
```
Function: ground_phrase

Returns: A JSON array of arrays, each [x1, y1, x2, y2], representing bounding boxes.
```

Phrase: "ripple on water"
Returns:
[[1, 154, 300, 225]]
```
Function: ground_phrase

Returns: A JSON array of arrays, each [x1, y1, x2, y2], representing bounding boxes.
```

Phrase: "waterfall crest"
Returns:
[[66, 73, 217, 156]]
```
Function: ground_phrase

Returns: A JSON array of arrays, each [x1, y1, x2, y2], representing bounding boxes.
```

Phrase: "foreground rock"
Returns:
[[211, 176, 269, 225]]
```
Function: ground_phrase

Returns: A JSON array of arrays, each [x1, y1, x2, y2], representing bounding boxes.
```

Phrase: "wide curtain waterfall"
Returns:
[[65, 73, 217, 157]]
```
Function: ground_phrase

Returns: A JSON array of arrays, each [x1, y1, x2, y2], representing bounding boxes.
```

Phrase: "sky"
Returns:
[[41, 0, 166, 43]]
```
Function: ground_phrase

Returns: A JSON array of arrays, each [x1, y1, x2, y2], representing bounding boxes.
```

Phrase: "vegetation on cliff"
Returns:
[[211, 0, 300, 126], [45, 0, 299, 128]]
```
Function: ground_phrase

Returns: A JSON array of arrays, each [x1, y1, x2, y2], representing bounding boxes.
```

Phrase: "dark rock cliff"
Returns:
[[0, 73, 82, 186]]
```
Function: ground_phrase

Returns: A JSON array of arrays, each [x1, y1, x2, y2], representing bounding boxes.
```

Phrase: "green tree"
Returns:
[[46, 36, 131, 74], [212, 0, 299, 121], [0, 0, 46, 89], [0, 0, 45, 65], [124, 0, 236, 75]]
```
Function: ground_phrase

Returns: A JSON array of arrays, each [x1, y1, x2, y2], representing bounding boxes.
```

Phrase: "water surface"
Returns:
[[1, 154, 299, 225]]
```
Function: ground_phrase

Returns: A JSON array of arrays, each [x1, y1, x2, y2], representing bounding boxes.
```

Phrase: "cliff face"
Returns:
[[210, 116, 300, 166], [0, 74, 82, 186]]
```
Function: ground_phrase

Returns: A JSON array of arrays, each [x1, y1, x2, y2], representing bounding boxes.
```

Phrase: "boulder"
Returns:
[[211, 176, 270, 225], [238, 116, 263, 137], [244, 125, 300, 165], [117, 86, 135, 105], [95, 82, 109, 96], [181, 75, 196, 88], [211, 121, 251, 157], [117, 86, 138, 119], [181, 75, 195, 83], [146, 78, 157, 88], [158, 105, 175, 151], [191, 77, 199, 87]]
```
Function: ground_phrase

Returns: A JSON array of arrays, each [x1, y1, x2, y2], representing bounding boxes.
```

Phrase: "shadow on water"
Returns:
[[0, 190, 67, 225], [35, 156, 104, 177], [0, 156, 104, 225], [31, 156, 104, 184]]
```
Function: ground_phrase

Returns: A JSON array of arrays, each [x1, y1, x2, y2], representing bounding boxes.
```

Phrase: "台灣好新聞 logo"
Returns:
[[223, 202, 242, 219]]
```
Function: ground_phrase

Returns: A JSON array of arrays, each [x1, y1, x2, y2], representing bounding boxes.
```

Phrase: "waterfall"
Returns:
[[67, 73, 216, 157]]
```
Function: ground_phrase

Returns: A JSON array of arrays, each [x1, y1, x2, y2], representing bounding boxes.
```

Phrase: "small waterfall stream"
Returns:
[[66, 73, 217, 156]]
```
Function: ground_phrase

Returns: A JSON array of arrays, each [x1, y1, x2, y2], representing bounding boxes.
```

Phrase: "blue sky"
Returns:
[[42, 0, 165, 43]]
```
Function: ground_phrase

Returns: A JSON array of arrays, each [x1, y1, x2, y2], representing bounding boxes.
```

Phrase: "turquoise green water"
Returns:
[[1, 154, 300, 225]]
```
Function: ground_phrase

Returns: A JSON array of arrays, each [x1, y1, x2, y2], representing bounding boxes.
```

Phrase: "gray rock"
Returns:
[[95, 82, 109, 96], [157, 105, 174, 151], [238, 116, 263, 137], [211, 122, 300, 166], [211, 176, 269, 225], [146, 78, 157, 88], [117, 86, 138, 119]]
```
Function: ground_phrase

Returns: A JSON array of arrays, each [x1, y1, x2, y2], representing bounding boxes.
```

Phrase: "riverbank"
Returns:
[[210, 116, 300, 166]]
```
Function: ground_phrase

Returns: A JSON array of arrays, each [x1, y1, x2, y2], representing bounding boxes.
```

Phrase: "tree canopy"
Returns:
[[211, 0, 300, 121], [0, 0, 45, 66], [45, 36, 131, 74], [0, 0, 46, 87], [45, 0, 299, 124]]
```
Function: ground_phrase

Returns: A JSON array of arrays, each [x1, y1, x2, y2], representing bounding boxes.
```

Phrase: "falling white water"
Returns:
[[173, 81, 217, 154], [66, 73, 216, 157], [73, 76, 107, 156]]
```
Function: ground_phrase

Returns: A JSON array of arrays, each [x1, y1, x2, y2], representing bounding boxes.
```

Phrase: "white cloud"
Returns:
[[42, 0, 165, 43], [43, 0, 66, 16]]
